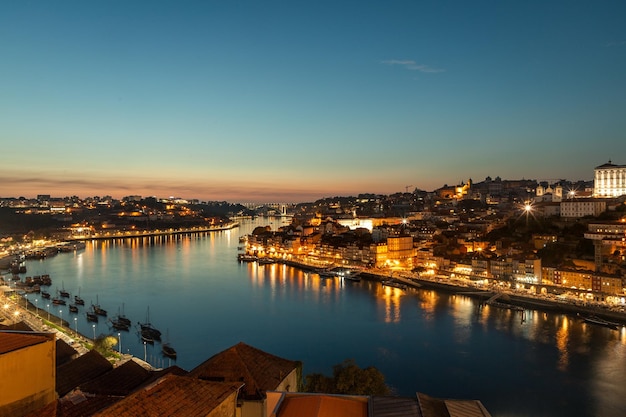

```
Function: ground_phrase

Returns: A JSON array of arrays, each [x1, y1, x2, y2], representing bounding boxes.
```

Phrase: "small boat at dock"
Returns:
[[86, 311, 98, 322], [69, 304, 79, 313], [381, 280, 408, 290], [41, 291, 51, 299]]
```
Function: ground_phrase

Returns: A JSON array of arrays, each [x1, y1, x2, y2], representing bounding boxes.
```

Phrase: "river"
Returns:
[[8, 218, 626, 417]]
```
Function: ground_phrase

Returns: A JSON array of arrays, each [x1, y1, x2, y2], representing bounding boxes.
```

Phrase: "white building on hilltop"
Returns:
[[594, 161, 626, 197]]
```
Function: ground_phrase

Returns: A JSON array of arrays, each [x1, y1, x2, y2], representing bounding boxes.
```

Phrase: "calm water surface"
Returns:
[[15, 219, 626, 417]]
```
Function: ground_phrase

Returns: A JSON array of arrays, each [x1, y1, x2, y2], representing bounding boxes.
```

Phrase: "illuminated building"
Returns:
[[560, 199, 606, 218], [594, 161, 626, 197]]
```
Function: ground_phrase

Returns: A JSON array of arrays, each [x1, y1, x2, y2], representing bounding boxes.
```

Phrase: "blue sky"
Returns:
[[1, 1, 625, 202]]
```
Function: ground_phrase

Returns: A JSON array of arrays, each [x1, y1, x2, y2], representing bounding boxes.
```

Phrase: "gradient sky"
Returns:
[[2, 1, 625, 203]]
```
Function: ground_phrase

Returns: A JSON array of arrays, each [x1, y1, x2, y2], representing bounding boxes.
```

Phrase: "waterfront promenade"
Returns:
[[278, 257, 626, 326]]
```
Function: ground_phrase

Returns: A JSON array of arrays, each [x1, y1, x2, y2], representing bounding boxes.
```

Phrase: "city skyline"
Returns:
[[2, 1, 625, 202]]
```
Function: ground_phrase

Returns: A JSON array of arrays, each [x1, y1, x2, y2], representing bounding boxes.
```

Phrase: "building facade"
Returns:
[[594, 161, 626, 197]]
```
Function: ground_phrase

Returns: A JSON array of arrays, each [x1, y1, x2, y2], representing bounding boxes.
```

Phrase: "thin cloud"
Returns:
[[382, 59, 445, 73], [606, 40, 626, 47]]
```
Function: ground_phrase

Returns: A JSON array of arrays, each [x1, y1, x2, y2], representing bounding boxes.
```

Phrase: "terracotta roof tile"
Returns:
[[371, 396, 422, 417], [0, 331, 52, 354], [23, 393, 121, 417], [276, 394, 368, 417], [56, 350, 113, 397], [0, 320, 34, 331], [93, 374, 243, 417], [56, 338, 79, 367], [189, 342, 299, 400], [80, 359, 152, 396]]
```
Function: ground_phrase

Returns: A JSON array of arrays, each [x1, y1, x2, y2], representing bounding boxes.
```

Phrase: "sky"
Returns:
[[1, 1, 625, 203]]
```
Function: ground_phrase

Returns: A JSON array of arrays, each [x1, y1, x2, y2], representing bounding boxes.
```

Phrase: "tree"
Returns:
[[304, 359, 390, 395]]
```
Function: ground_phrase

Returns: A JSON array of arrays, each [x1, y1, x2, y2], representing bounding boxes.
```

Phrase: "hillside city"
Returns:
[[2, 162, 626, 416]]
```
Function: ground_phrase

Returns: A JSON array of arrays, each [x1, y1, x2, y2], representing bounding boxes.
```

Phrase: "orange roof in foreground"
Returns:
[[276, 394, 368, 417], [93, 374, 242, 417], [0, 331, 53, 354], [189, 342, 299, 400]]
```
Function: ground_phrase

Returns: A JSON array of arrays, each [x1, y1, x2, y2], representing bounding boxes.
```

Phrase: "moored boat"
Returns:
[[86, 311, 98, 322], [69, 304, 79, 313], [52, 297, 66, 305], [109, 318, 130, 331], [140, 328, 154, 344], [138, 307, 162, 341], [41, 291, 51, 299], [74, 287, 85, 305], [162, 343, 177, 359], [583, 315, 619, 330], [59, 282, 70, 298]]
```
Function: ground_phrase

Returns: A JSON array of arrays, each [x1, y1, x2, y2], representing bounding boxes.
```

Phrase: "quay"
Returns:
[[257, 256, 626, 327], [64, 222, 239, 241]]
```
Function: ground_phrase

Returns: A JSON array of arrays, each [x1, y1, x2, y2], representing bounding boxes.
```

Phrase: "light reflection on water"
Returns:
[[12, 219, 626, 417]]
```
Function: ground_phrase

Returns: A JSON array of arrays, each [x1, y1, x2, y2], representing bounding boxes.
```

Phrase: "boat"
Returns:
[[92, 295, 107, 316], [237, 254, 257, 262], [140, 328, 154, 344], [69, 304, 79, 313], [583, 315, 619, 330], [115, 303, 132, 326], [317, 268, 337, 278], [41, 274, 52, 286], [257, 257, 276, 265], [52, 292, 66, 305], [41, 291, 51, 299], [86, 311, 98, 322], [161, 329, 177, 358], [381, 280, 408, 290], [162, 343, 177, 359], [138, 307, 161, 341], [74, 287, 85, 305], [109, 318, 130, 331], [59, 282, 70, 298]]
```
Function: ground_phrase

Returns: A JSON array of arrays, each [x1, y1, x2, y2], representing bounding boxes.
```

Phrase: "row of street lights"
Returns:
[[15, 293, 124, 356]]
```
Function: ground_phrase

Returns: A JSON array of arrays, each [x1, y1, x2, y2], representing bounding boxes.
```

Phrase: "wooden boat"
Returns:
[[583, 315, 619, 330], [317, 268, 337, 278], [86, 311, 98, 322], [109, 318, 130, 331], [162, 343, 177, 359], [74, 287, 85, 305], [52, 297, 66, 306], [381, 280, 408, 290], [115, 304, 132, 326], [59, 282, 70, 298], [92, 295, 107, 316], [138, 307, 162, 341], [69, 304, 79, 313], [41, 291, 51, 299], [140, 329, 154, 344]]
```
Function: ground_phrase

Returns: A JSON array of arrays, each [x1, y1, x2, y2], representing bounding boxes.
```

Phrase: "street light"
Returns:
[[143, 341, 147, 361], [35, 298, 38, 316], [74, 317, 78, 334], [92, 324, 96, 340], [46, 303, 50, 321], [59, 309, 63, 326], [118, 332, 121, 354]]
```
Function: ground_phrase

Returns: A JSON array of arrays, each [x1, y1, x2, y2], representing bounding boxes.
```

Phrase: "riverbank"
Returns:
[[65, 222, 240, 241], [358, 269, 626, 326]]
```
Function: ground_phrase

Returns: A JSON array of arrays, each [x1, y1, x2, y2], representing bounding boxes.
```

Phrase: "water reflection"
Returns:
[[18, 221, 626, 417]]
